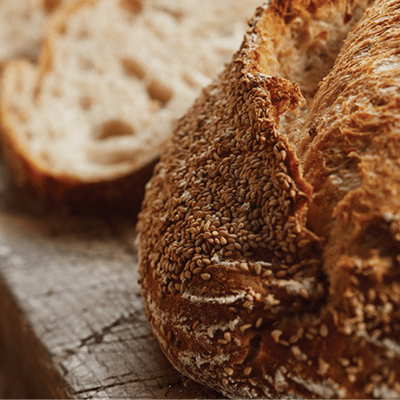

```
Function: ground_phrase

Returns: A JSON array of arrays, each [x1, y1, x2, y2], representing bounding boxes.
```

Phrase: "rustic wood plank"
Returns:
[[0, 176, 221, 398]]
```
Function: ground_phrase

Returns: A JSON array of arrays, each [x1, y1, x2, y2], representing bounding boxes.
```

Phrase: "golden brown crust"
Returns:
[[138, 0, 400, 397]]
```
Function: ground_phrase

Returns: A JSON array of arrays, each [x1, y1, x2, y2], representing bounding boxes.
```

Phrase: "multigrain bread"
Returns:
[[138, 0, 400, 397], [0, 0, 261, 215]]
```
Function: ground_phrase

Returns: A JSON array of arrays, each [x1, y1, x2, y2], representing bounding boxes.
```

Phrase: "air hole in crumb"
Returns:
[[154, 5, 184, 21], [121, 58, 146, 79], [57, 22, 67, 35], [10, 105, 29, 123], [79, 96, 92, 110], [147, 78, 173, 105], [95, 119, 135, 140], [120, 0, 143, 14], [16, 50, 40, 64], [80, 58, 96, 71], [87, 147, 136, 164], [181, 72, 197, 88], [77, 29, 90, 40], [22, 11, 32, 21], [40, 150, 51, 164], [44, 0, 61, 12]]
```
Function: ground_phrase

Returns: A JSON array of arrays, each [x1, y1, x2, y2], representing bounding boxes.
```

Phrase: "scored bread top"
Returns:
[[138, 0, 400, 398], [0, 0, 262, 183]]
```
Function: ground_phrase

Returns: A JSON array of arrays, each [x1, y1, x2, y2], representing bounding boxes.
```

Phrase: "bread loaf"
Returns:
[[0, 0, 261, 214], [138, 0, 400, 397]]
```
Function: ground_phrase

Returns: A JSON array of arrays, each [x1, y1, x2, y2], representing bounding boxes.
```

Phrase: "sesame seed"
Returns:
[[291, 346, 302, 357], [341, 325, 353, 336], [364, 382, 375, 394], [192, 320, 200, 329], [239, 262, 249, 271], [348, 374, 356, 383], [289, 243, 297, 253], [308, 327, 318, 335], [368, 288, 377, 302], [262, 269, 273, 277], [201, 273, 211, 281], [234, 242, 243, 251], [221, 378, 229, 386], [289, 334, 298, 343], [319, 324, 329, 338], [243, 300, 253, 308], [305, 333, 314, 340], [224, 332, 232, 342], [339, 357, 350, 367], [244, 367, 252, 375], [224, 367, 234, 375], [297, 239, 309, 248], [240, 323, 252, 333], [271, 330, 282, 343], [299, 288, 309, 299], [276, 270, 287, 278], [255, 263, 262, 275]]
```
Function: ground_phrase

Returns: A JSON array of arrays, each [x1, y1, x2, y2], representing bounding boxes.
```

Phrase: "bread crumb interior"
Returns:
[[6, 0, 262, 180]]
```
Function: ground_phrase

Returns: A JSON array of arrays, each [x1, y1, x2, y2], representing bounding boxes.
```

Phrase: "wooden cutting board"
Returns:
[[0, 170, 222, 399]]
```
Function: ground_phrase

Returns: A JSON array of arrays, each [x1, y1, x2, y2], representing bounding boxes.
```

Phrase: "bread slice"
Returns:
[[0, 0, 262, 215], [138, 0, 400, 398]]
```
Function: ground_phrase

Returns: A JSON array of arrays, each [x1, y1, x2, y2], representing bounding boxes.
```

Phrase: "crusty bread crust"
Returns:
[[138, 0, 400, 397]]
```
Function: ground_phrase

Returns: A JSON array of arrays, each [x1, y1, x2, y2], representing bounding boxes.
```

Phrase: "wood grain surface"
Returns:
[[0, 168, 222, 399]]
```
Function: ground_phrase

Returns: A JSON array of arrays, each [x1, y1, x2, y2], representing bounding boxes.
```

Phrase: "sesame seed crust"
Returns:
[[138, 0, 400, 398]]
